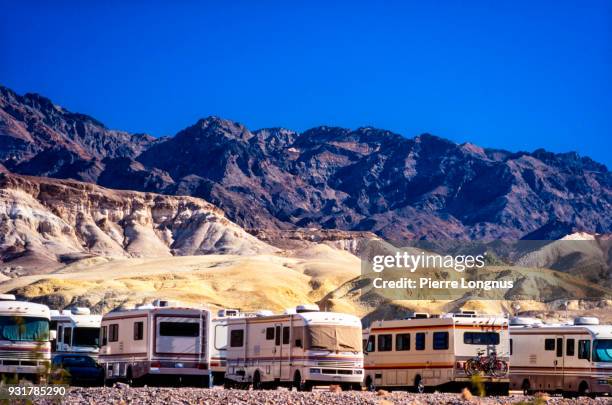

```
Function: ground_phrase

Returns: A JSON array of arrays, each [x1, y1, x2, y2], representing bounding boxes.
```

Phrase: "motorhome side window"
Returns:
[[377, 334, 392, 351], [509, 338, 513, 355], [415, 332, 425, 350], [396, 333, 410, 351], [366, 335, 375, 352], [109, 324, 119, 342], [578, 339, 590, 360], [63, 326, 72, 345], [275, 326, 281, 345], [544, 338, 555, 351], [464, 332, 500, 345], [566, 338, 575, 356], [266, 327, 274, 340], [133, 321, 144, 340], [230, 329, 244, 347], [282, 326, 289, 344], [101, 326, 107, 345], [433, 331, 449, 350], [556, 338, 563, 357]]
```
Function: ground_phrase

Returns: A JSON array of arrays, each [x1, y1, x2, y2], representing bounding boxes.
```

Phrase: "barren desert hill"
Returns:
[[3, 250, 610, 324], [2, 85, 610, 242], [0, 172, 275, 276]]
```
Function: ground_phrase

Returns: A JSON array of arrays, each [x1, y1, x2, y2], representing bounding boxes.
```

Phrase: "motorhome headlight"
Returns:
[[309, 368, 321, 374]]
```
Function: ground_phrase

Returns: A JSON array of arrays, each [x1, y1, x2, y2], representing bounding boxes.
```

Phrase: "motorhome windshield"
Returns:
[[73, 327, 100, 347], [593, 339, 612, 362], [304, 325, 361, 352], [0, 316, 49, 342]]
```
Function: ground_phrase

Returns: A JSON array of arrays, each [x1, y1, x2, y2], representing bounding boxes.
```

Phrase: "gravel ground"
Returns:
[[34, 387, 610, 405]]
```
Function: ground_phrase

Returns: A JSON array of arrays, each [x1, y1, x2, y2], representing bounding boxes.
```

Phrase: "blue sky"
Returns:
[[1, 1, 610, 166]]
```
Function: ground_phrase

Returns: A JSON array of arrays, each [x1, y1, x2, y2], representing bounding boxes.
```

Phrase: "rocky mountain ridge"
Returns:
[[1, 85, 610, 242]]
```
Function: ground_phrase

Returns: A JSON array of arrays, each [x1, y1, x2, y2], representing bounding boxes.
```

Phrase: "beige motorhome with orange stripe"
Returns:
[[224, 305, 364, 390], [99, 300, 227, 386], [363, 312, 509, 394], [510, 317, 611, 396]]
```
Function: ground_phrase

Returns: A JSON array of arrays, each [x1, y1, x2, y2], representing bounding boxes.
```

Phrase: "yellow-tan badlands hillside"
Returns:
[[0, 173, 610, 323]]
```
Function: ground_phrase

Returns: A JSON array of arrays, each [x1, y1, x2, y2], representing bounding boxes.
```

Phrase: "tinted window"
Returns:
[[464, 332, 500, 345], [134, 322, 144, 340], [578, 340, 590, 360], [230, 329, 244, 347], [396, 333, 410, 351], [566, 339, 575, 356], [109, 324, 119, 342], [545, 338, 555, 351], [366, 335, 375, 352], [275, 326, 281, 345], [377, 334, 392, 351], [282, 327, 290, 345], [101, 326, 107, 345], [415, 332, 425, 350], [556, 338, 563, 357], [433, 332, 449, 350], [73, 327, 100, 347], [266, 327, 274, 340], [510, 338, 513, 355], [63, 327, 72, 345], [159, 322, 199, 337]]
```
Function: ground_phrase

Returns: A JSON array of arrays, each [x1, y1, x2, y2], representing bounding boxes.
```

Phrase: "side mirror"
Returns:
[[295, 339, 302, 348]]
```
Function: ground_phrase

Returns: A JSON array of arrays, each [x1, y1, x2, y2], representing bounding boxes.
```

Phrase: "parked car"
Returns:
[[51, 354, 104, 386]]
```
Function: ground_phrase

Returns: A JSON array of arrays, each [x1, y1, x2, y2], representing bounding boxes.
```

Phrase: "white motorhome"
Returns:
[[209, 308, 242, 385], [51, 307, 101, 356], [0, 294, 51, 382], [363, 312, 510, 394], [510, 316, 612, 396], [224, 305, 364, 391], [98, 300, 232, 386]]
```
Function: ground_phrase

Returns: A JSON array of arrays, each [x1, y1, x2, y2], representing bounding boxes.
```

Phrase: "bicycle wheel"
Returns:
[[464, 359, 479, 376]]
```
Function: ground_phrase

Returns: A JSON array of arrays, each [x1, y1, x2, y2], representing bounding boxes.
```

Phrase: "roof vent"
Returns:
[[510, 317, 543, 326], [218, 309, 240, 318], [152, 299, 172, 307], [0, 294, 16, 301], [70, 307, 91, 315], [408, 312, 430, 319], [296, 304, 320, 313], [255, 310, 274, 317], [573, 316, 599, 326]]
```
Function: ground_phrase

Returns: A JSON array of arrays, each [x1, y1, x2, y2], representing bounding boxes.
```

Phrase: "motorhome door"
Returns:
[[553, 336, 564, 390], [273, 323, 291, 380]]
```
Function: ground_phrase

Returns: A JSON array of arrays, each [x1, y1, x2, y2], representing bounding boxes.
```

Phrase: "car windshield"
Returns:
[[73, 327, 100, 347], [304, 325, 361, 352], [61, 356, 96, 367], [593, 339, 612, 363], [0, 315, 49, 342]]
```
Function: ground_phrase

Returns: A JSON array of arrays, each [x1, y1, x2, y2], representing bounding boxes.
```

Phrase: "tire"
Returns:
[[522, 379, 531, 395], [365, 376, 375, 392], [415, 375, 425, 394], [252, 371, 263, 390], [578, 381, 590, 397], [464, 359, 479, 376]]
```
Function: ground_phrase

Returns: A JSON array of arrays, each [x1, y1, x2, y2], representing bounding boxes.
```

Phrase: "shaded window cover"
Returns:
[[299, 325, 361, 352], [0, 316, 49, 341]]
